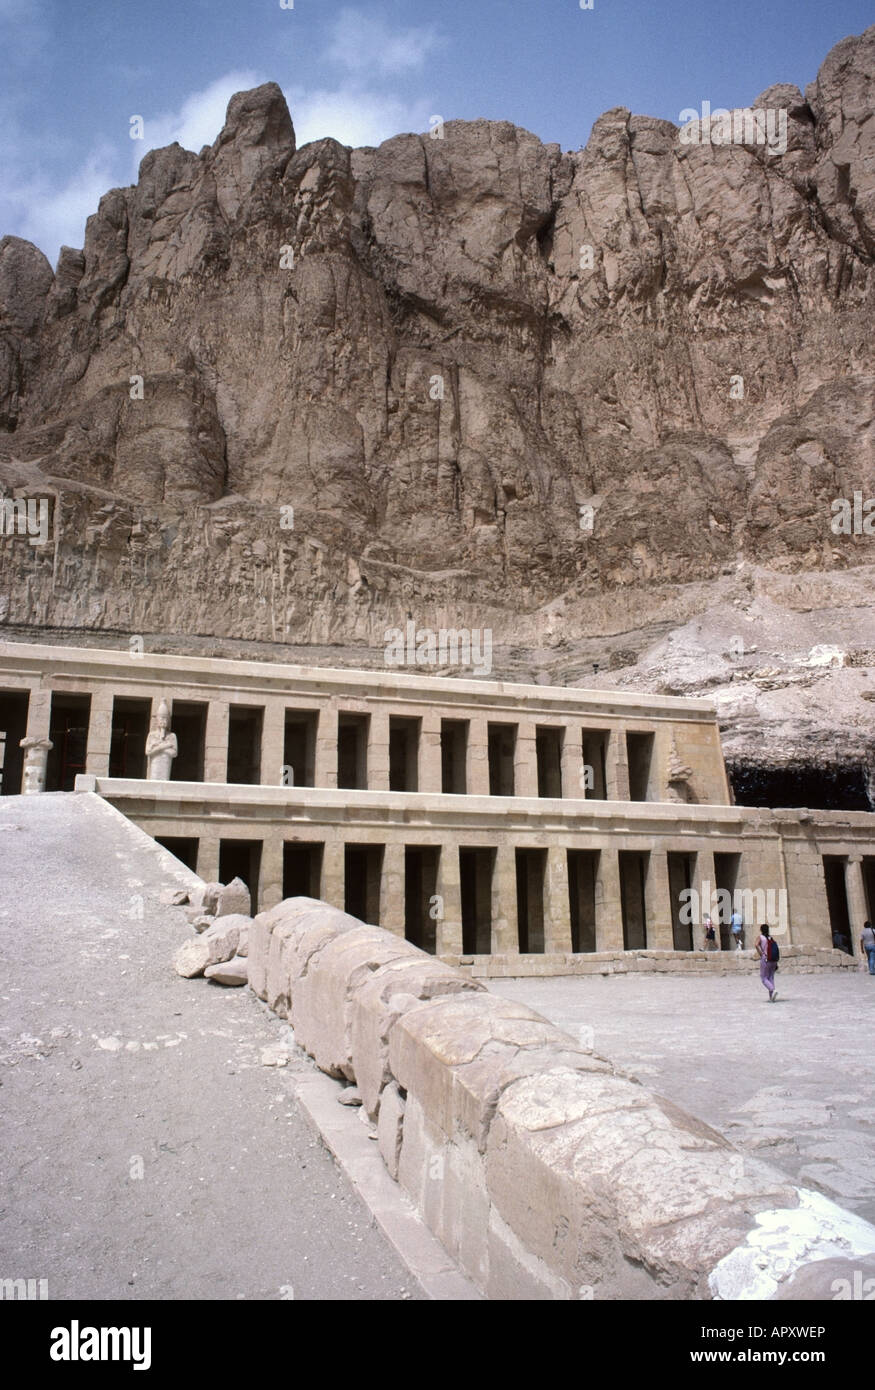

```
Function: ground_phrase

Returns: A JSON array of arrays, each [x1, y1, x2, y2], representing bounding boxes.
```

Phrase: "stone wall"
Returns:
[[249, 895, 875, 1300]]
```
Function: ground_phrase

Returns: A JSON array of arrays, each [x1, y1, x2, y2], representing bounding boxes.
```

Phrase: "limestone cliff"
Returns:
[[1, 30, 874, 800]]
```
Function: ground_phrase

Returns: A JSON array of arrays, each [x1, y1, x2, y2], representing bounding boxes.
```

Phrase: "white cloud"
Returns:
[[4, 143, 118, 268], [325, 7, 443, 76], [289, 85, 433, 150]]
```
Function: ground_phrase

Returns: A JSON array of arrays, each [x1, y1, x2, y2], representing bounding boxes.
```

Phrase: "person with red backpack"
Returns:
[[756, 923, 780, 1002]]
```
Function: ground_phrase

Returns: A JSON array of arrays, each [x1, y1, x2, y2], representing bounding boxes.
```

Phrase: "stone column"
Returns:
[[515, 721, 538, 799], [321, 839, 345, 912], [846, 856, 869, 956], [646, 851, 675, 950], [379, 841, 406, 936], [419, 713, 443, 794], [198, 832, 221, 886], [314, 705, 337, 789], [261, 701, 286, 788], [606, 731, 630, 802], [435, 841, 463, 956], [203, 700, 230, 783], [491, 844, 519, 955], [693, 847, 718, 952], [85, 687, 115, 778], [544, 846, 573, 953], [260, 833, 284, 911], [561, 725, 581, 800], [468, 716, 491, 796], [367, 711, 391, 791], [20, 737, 52, 794], [24, 687, 52, 744], [595, 848, 624, 952]]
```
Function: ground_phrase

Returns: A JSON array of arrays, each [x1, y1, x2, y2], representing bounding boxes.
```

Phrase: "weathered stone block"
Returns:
[[350, 955, 484, 1118], [174, 914, 245, 978], [292, 926, 421, 1080], [215, 876, 250, 918], [485, 1068, 794, 1298]]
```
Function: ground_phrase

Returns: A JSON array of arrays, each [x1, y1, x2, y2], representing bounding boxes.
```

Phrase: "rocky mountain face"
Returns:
[[0, 28, 873, 803]]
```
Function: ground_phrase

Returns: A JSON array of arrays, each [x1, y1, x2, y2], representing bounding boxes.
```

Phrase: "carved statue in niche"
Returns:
[[145, 700, 177, 781]]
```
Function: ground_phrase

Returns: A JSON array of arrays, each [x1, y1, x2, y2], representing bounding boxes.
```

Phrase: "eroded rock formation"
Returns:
[[1, 28, 874, 794]]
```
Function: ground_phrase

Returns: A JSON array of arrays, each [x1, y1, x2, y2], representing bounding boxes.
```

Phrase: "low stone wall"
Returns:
[[445, 944, 857, 978], [249, 896, 875, 1300]]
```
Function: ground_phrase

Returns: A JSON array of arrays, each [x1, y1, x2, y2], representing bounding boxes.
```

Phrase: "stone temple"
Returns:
[[1, 639, 872, 974]]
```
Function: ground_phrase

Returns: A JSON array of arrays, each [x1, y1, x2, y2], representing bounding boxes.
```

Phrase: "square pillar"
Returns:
[[314, 706, 337, 789], [25, 685, 52, 744], [544, 846, 573, 953], [420, 713, 443, 794], [85, 687, 115, 778], [198, 832, 221, 885], [261, 702, 286, 787], [694, 847, 718, 952], [468, 716, 491, 796], [435, 840, 463, 955], [367, 711, 390, 791], [606, 731, 630, 802], [514, 721, 538, 799], [321, 839, 345, 912], [847, 856, 869, 954], [646, 851, 675, 950], [260, 833, 284, 910], [595, 848, 624, 952], [561, 725, 582, 800], [379, 841, 406, 936], [491, 844, 519, 954], [204, 700, 230, 784]]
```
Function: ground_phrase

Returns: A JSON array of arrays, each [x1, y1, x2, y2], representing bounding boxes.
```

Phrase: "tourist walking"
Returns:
[[861, 920, 875, 975], [756, 924, 779, 1001], [730, 908, 744, 950]]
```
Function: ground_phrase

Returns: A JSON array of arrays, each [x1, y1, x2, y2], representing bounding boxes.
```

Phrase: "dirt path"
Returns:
[[0, 793, 419, 1300]]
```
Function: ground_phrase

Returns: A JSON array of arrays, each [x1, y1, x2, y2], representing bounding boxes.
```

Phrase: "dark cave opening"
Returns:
[[727, 762, 873, 813]]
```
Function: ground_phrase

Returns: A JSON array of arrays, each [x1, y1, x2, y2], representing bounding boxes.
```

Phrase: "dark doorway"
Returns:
[[218, 839, 262, 915], [568, 849, 599, 952], [581, 730, 608, 800], [46, 693, 92, 791], [441, 719, 468, 794], [170, 701, 207, 782], [155, 836, 199, 873], [460, 847, 495, 954], [344, 844, 383, 924], [404, 846, 440, 953], [619, 850, 648, 949], [109, 697, 150, 779], [626, 732, 654, 802], [535, 728, 563, 799], [668, 852, 695, 950], [337, 713, 369, 790], [389, 717, 420, 792], [823, 856, 853, 954], [284, 710, 318, 787], [227, 706, 263, 785], [283, 842, 324, 900], [713, 852, 741, 950], [0, 690, 29, 795], [516, 848, 546, 953], [487, 724, 516, 797]]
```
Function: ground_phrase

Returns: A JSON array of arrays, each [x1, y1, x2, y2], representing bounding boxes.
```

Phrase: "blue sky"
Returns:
[[1, 0, 872, 268]]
